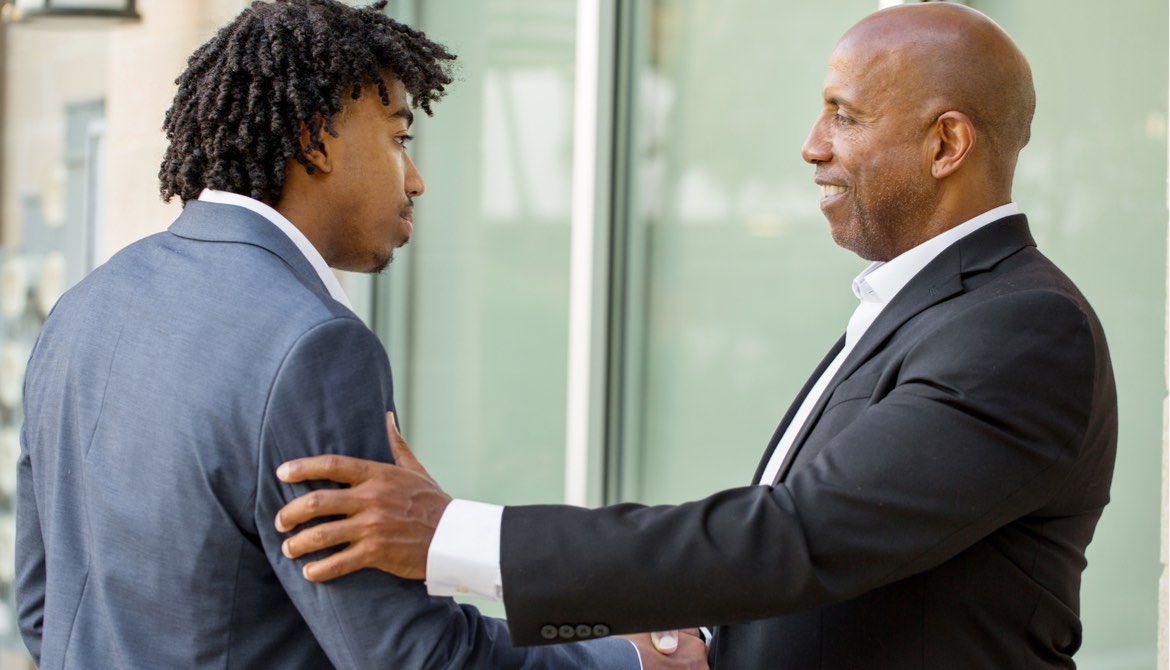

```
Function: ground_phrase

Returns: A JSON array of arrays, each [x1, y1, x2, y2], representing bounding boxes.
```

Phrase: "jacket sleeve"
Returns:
[[257, 316, 640, 669], [500, 288, 1115, 644]]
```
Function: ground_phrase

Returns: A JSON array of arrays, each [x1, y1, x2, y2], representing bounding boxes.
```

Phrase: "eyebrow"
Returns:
[[390, 106, 414, 127], [827, 94, 864, 114]]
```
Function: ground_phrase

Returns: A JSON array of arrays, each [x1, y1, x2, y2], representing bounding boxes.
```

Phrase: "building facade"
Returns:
[[0, 0, 1165, 667]]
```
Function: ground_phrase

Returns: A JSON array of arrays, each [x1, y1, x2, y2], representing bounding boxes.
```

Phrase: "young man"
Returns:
[[16, 1, 705, 668]]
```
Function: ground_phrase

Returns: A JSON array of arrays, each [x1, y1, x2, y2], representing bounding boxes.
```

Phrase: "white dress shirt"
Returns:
[[427, 204, 1020, 607], [197, 189, 352, 310]]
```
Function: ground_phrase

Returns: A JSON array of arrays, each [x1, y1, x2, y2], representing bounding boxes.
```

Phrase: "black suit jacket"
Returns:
[[500, 215, 1118, 669]]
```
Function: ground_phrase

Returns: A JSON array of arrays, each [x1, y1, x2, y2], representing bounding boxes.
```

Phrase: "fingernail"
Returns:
[[652, 631, 678, 652], [275, 514, 286, 533], [282, 539, 293, 558], [276, 463, 290, 481]]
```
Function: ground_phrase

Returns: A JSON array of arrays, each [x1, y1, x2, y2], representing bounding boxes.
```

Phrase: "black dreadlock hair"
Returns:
[[159, 0, 455, 206]]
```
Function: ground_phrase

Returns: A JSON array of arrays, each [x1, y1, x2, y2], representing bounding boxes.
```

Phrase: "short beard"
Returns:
[[368, 251, 393, 274], [836, 175, 934, 262], [367, 238, 410, 274]]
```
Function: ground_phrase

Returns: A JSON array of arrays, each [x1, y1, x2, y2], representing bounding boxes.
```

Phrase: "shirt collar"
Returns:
[[197, 189, 353, 310], [851, 202, 1019, 305]]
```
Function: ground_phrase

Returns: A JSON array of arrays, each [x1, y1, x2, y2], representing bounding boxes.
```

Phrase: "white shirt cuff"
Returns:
[[425, 498, 505, 601]]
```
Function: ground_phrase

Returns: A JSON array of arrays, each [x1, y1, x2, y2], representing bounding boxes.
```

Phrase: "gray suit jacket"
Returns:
[[500, 215, 1117, 669], [17, 200, 637, 669]]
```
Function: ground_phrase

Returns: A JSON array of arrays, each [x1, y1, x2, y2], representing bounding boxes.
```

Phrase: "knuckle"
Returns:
[[303, 491, 322, 512], [309, 525, 331, 546]]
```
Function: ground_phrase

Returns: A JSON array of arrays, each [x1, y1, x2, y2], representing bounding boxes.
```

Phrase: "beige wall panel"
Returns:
[[2, 27, 107, 246], [100, 0, 260, 261], [101, 0, 204, 261]]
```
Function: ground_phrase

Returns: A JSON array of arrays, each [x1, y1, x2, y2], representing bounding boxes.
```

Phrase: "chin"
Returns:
[[367, 251, 393, 274]]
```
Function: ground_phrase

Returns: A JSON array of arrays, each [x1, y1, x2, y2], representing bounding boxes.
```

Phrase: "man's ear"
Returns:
[[297, 115, 333, 175], [930, 111, 975, 179]]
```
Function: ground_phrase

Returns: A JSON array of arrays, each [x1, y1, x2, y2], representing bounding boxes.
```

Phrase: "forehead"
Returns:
[[385, 77, 409, 105], [823, 36, 912, 104]]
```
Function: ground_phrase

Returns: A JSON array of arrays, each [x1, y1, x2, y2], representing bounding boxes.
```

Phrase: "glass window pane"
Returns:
[[400, 0, 578, 506], [617, 0, 875, 504]]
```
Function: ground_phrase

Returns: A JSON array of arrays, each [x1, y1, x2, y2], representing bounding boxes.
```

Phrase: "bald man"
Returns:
[[273, 5, 1117, 668]]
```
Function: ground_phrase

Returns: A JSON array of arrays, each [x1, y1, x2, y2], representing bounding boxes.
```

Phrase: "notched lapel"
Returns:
[[770, 215, 1037, 484], [751, 335, 845, 486]]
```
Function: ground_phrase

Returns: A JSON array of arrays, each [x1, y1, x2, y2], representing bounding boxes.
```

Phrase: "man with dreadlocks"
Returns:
[[15, 1, 705, 668]]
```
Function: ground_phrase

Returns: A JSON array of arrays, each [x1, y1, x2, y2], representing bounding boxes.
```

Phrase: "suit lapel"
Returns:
[[767, 215, 1037, 485], [168, 199, 331, 301], [751, 335, 845, 486]]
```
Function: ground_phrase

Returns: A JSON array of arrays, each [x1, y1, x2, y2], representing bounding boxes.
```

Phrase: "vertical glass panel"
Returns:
[[975, 3, 1166, 667], [401, 0, 578, 506], [617, 0, 875, 504]]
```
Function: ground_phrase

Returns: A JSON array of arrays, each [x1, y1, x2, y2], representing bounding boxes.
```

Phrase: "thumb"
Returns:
[[385, 412, 429, 478], [650, 630, 678, 655]]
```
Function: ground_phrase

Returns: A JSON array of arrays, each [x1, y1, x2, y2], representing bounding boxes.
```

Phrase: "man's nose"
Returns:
[[405, 154, 425, 197], [801, 120, 830, 165]]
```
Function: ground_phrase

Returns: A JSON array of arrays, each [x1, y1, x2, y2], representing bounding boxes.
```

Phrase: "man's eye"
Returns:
[[395, 134, 414, 147], [833, 112, 851, 125]]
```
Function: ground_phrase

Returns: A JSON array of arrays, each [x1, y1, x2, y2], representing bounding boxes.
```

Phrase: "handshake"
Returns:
[[620, 630, 708, 670]]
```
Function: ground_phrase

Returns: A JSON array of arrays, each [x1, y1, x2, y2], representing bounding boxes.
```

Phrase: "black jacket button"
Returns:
[[576, 624, 593, 638], [559, 625, 576, 639], [592, 624, 610, 637], [541, 625, 558, 640]]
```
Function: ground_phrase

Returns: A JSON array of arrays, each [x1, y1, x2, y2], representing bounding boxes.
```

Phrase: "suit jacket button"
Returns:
[[592, 624, 610, 637], [559, 625, 576, 639], [541, 625, 558, 640], [576, 624, 593, 638]]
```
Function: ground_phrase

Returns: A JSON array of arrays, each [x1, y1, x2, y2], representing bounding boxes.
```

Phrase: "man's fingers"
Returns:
[[651, 630, 679, 654], [277, 453, 373, 486], [301, 546, 368, 583], [385, 412, 424, 472], [275, 487, 362, 533], [385, 412, 415, 467], [280, 515, 362, 558]]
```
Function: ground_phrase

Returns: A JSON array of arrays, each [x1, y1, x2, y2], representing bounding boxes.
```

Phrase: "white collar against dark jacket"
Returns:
[[852, 202, 1020, 306], [197, 188, 353, 310]]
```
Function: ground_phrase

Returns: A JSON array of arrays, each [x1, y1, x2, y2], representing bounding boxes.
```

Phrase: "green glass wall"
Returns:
[[611, 0, 874, 504], [388, 0, 579, 508]]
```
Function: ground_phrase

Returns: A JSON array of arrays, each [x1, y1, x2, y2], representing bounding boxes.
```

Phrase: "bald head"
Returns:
[[843, 3, 1035, 179], [802, 3, 1037, 260]]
